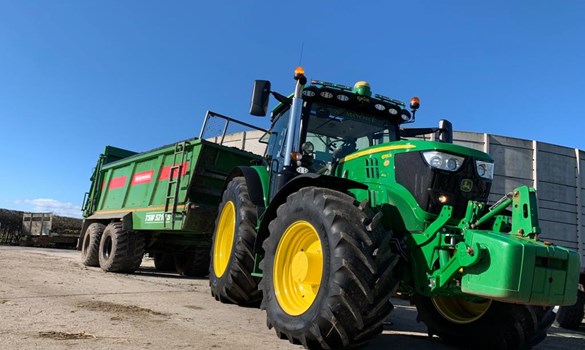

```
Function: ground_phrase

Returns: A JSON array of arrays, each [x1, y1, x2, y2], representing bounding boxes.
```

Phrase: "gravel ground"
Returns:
[[0, 246, 583, 349]]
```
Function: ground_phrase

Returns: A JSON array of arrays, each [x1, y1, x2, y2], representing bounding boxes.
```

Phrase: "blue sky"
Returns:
[[1, 1, 584, 217]]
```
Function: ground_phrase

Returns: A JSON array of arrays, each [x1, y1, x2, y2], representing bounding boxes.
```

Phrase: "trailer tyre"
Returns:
[[209, 177, 261, 305], [412, 294, 549, 350], [81, 223, 105, 267], [556, 287, 585, 329], [99, 222, 144, 273], [154, 253, 175, 271], [175, 245, 211, 277], [260, 187, 398, 349]]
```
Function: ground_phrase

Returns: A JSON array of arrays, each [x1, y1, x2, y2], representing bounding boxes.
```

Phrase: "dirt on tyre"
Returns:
[[556, 287, 585, 329], [81, 223, 105, 267], [209, 177, 261, 305], [412, 293, 551, 350], [259, 187, 398, 349], [175, 246, 211, 277], [99, 222, 145, 273]]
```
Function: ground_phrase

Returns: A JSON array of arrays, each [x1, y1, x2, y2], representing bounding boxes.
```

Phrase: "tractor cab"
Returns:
[[252, 68, 451, 198]]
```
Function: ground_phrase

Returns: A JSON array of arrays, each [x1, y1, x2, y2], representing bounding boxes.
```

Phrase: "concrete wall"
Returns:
[[206, 130, 266, 157], [451, 131, 584, 269]]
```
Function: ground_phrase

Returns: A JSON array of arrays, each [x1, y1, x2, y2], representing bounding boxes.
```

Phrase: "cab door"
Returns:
[[264, 108, 291, 199]]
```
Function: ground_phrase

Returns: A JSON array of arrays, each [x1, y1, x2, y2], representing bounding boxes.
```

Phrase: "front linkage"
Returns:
[[410, 185, 579, 305]]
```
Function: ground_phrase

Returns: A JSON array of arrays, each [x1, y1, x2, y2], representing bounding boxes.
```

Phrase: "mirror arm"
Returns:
[[272, 91, 292, 105]]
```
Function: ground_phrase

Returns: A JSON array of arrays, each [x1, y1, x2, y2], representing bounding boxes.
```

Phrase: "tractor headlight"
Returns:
[[475, 160, 494, 180], [422, 151, 464, 172]]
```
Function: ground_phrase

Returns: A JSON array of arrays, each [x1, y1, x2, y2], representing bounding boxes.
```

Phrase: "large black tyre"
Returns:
[[99, 222, 145, 273], [209, 177, 262, 305], [175, 246, 211, 277], [81, 223, 105, 267], [153, 253, 175, 271], [259, 187, 399, 349], [412, 294, 551, 350], [556, 287, 585, 329]]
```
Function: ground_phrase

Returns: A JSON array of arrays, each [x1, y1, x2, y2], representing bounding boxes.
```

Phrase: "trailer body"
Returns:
[[79, 112, 264, 273]]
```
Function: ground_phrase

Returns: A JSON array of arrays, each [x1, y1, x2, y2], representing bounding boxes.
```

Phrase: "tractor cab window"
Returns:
[[301, 103, 398, 173]]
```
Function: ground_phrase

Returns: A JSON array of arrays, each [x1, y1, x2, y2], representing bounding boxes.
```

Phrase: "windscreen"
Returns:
[[303, 102, 399, 166]]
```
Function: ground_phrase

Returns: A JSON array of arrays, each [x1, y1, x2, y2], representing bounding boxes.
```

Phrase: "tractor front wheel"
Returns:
[[556, 286, 585, 329], [209, 177, 261, 305], [260, 187, 397, 349], [412, 294, 552, 350]]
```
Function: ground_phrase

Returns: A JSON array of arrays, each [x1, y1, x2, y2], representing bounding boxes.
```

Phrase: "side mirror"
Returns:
[[437, 119, 453, 143], [250, 80, 271, 116]]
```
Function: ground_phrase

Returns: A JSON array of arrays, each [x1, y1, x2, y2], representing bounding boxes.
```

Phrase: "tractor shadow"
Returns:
[[368, 298, 585, 349], [541, 322, 585, 349], [367, 298, 452, 350]]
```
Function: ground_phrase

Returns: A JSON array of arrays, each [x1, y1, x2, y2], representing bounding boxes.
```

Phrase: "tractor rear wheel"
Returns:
[[556, 287, 585, 329], [209, 177, 261, 305], [412, 294, 551, 350], [99, 222, 144, 273], [260, 187, 398, 349], [175, 245, 211, 277], [81, 223, 105, 267]]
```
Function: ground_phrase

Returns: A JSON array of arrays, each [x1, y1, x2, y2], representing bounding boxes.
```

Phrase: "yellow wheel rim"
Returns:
[[432, 297, 492, 324], [273, 221, 323, 316], [213, 201, 235, 278]]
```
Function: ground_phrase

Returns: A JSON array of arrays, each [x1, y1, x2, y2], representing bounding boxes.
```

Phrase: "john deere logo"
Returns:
[[460, 179, 473, 192]]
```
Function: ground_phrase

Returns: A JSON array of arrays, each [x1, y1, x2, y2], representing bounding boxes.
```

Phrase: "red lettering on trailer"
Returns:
[[131, 170, 154, 185], [159, 162, 189, 180], [109, 176, 127, 190]]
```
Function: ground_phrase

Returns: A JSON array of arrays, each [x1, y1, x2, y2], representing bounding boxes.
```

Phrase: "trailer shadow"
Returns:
[[133, 265, 209, 281]]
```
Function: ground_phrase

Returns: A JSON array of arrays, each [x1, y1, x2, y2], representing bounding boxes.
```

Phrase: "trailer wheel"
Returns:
[[209, 177, 261, 305], [81, 223, 105, 267], [99, 222, 144, 273], [412, 294, 550, 350], [175, 245, 211, 277], [556, 286, 585, 329], [154, 253, 175, 271], [260, 187, 398, 349]]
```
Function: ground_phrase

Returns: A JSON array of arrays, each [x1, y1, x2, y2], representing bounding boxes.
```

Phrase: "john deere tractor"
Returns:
[[209, 67, 580, 349]]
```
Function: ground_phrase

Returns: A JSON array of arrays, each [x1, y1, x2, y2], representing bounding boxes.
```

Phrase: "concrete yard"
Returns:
[[0, 246, 583, 350]]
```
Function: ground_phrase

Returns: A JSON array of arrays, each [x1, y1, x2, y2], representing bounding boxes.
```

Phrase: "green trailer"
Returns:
[[78, 111, 264, 275]]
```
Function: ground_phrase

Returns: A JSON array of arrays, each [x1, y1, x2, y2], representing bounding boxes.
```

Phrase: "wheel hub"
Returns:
[[291, 251, 321, 285], [274, 221, 323, 316], [432, 296, 492, 324], [213, 201, 235, 278]]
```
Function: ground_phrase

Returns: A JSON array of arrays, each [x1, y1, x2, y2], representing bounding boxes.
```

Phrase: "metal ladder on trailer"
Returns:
[[163, 141, 188, 229]]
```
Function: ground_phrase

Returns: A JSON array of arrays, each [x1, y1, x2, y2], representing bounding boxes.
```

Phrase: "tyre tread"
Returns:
[[260, 187, 399, 349]]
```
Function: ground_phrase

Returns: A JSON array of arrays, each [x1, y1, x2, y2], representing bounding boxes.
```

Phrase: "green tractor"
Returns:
[[209, 67, 580, 349]]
